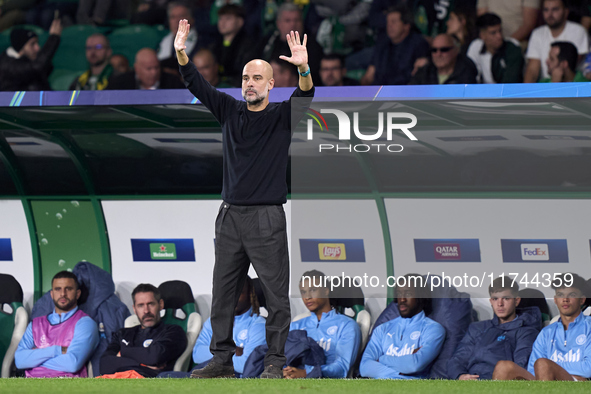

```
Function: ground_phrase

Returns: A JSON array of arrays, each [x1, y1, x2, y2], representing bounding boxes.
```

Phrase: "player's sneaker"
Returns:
[[190, 362, 235, 378], [260, 365, 283, 379]]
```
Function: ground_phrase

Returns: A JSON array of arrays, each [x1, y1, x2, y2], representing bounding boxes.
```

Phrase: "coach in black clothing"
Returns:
[[100, 284, 186, 377], [175, 19, 314, 379]]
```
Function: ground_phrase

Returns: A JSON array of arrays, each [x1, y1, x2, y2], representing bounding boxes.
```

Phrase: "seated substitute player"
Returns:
[[283, 270, 361, 379], [493, 273, 591, 381], [191, 277, 266, 378], [447, 277, 539, 380], [360, 274, 445, 379], [15, 271, 99, 377], [100, 283, 187, 377]]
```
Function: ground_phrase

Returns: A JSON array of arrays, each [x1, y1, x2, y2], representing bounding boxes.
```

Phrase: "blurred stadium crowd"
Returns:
[[0, 0, 590, 91]]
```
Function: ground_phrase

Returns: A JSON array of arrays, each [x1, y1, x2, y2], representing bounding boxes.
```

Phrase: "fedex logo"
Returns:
[[521, 244, 549, 261], [386, 343, 416, 357], [551, 349, 580, 363], [318, 243, 347, 260]]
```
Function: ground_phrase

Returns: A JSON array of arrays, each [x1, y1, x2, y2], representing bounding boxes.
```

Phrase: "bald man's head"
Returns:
[[242, 59, 275, 107], [134, 48, 161, 89], [193, 49, 220, 86]]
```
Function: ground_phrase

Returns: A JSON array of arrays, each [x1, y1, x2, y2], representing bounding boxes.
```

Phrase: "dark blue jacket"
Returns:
[[242, 330, 325, 378], [447, 307, 541, 380], [31, 262, 130, 374]]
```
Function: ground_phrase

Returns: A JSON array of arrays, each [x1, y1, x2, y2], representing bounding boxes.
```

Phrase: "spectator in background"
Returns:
[[158, 1, 201, 74], [361, 5, 430, 86], [131, 0, 169, 26], [493, 273, 591, 381], [359, 274, 446, 379], [414, 0, 458, 39], [26, 0, 78, 30], [211, 5, 257, 87], [192, 49, 233, 88], [477, 0, 540, 45], [284, 271, 360, 379], [70, 34, 113, 91], [0, 20, 63, 91], [0, 0, 36, 32], [260, 3, 324, 84], [319, 54, 359, 86], [108, 48, 185, 90], [411, 33, 478, 84], [100, 284, 187, 377], [566, 0, 591, 31], [77, 0, 131, 26], [467, 13, 524, 83], [524, 0, 588, 82], [270, 59, 298, 87], [110, 54, 130, 77], [189, 277, 266, 378], [447, 277, 539, 380], [313, 0, 372, 55], [542, 41, 589, 82], [446, 5, 478, 55], [15, 271, 99, 377]]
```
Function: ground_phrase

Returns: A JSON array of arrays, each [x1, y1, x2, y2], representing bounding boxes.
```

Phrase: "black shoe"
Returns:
[[190, 362, 235, 379], [260, 365, 283, 379]]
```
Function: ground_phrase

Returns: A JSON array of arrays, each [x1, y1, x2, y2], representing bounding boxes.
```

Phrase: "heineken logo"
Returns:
[[149, 243, 177, 260], [131, 239, 196, 262]]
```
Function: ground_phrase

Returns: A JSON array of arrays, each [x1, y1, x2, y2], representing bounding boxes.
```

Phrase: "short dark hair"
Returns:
[[552, 41, 578, 73], [476, 13, 502, 31], [132, 283, 161, 304], [395, 274, 432, 314], [52, 271, 79, 290], [386, 5, 414, 25], [552, 272, 587, 295], [489, 276, 519, 297], [300, 270, 328, 287], [543, 0, 568, 7], [321, 54, 345, 68], [218, 4, 245, 19]]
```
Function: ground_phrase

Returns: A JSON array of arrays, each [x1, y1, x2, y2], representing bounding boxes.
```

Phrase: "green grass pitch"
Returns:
[[0, 379, 589, 394]]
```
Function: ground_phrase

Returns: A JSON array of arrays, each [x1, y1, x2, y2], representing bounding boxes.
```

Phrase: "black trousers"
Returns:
[[209, 202, 291, 367]]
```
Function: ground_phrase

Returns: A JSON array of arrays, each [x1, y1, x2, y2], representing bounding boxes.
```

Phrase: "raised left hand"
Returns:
[[279, 30, 308, 68]]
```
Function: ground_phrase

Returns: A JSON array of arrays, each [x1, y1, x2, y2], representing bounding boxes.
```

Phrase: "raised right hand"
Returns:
[[174, 19, 190, 53]]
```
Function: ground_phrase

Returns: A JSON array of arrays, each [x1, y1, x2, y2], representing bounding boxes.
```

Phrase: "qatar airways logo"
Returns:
[[305, 109, 418, 153], [386, 343, 416, 357]]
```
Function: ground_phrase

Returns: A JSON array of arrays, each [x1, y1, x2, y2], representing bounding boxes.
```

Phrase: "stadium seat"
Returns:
[[125, 280, 202, 372], [53, 25, 104, 71], [0, 274, 28, 378], [158, 280, 202, 372], [108, 24, 165, 67], [48, 68, 84, 91], [518, 288, 551, 327], [371, 274, 473, 379]]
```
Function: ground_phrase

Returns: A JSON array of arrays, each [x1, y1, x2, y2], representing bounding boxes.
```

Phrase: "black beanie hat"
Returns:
[[10, 28, 38, 53]]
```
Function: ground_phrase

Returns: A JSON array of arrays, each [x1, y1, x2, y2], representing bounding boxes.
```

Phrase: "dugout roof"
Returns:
[[0, 84, 590, 197]]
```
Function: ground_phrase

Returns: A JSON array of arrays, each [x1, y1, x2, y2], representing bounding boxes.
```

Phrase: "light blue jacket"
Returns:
[[193, 307, 266, 375], [528, 312, 591, 377], [360, 310, 446, 379], [290, 309, 361, 378]]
